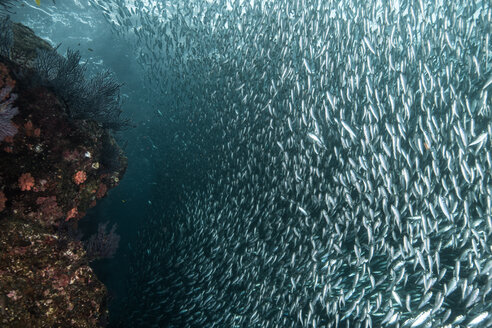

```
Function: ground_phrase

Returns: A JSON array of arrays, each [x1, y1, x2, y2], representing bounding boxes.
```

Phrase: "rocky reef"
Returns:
[[0, 23, 126, 327]]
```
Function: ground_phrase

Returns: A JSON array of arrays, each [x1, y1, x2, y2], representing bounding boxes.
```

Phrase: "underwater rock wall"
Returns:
[[0, 23, 126, 327]]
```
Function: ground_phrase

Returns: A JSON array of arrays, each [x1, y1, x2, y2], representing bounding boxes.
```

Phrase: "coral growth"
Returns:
[[65, 207, 78, 221], [73, 170, 87, 185], [18, 172, 34, 191]]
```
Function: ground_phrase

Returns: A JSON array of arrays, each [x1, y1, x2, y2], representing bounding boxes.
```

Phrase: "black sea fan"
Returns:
[[35, 48, 130, 130], [84, 222, 120, 261], [35, 48, 86, 105], [79, 70, 129, 130], [0, 15, 13, 57], [0, 0, 14, 10]]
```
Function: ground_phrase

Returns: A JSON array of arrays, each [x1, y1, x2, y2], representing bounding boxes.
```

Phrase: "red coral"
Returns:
[[18, 173, 35, 191], [0, 191, 6, 212], [73, 170, 87, 185], [66, 207, 78, 221]]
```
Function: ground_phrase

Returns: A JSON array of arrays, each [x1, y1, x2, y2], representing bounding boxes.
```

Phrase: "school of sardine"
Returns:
[[91, 0, 491, 327]]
